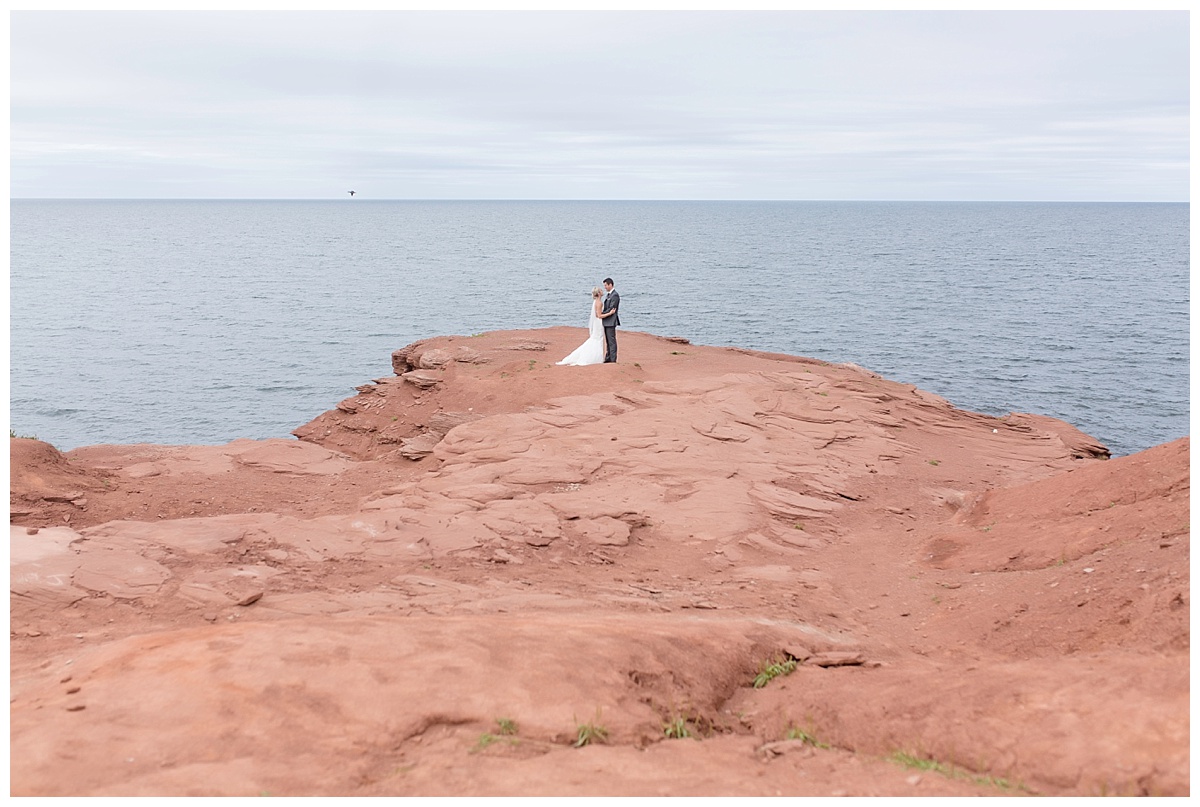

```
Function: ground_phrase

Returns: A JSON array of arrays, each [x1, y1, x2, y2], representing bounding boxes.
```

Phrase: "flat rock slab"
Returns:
[[72, 550, 171, 599], [10, 526, 89, 619], [10, 525, 82, 563], [117, 444, 239, 478], [80, 515, 260, 554], [177, 565, 280, 607], [230, 439, 354, 475], [571, 516, 631, 546]]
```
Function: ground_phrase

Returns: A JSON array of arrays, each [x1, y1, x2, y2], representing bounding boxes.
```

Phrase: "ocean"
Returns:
[[9, 200, 1189, 458]]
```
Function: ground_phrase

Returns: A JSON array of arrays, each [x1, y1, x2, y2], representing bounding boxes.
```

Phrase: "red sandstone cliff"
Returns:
[[9, 329, 1188, 796]]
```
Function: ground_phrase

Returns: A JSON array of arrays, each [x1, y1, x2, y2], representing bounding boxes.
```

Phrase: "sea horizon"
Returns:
[[10, 197, 1189, 203]]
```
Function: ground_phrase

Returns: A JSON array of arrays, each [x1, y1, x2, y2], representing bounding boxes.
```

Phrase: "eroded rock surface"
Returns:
[[10, 328, 1189, 797]]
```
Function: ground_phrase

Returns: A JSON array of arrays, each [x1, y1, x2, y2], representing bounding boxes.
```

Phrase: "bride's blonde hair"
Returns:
[[592, 287, 602, 298]]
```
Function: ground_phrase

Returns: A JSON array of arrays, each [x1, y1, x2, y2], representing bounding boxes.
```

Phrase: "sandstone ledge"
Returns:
[[9, 328, 1187, 797]]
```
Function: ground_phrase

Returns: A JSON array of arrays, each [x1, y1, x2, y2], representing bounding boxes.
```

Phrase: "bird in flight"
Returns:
[[348, 190, 356, 196]]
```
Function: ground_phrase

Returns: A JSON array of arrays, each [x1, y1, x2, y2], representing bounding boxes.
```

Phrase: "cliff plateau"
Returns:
[[9, 328, 1189, 796]]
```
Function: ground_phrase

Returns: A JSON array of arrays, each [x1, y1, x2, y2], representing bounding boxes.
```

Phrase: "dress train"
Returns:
[[556, 305, 606, 366]]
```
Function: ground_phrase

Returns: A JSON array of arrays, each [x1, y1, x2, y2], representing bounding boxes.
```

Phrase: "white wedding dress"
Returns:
[[556, 304, 606, 366]]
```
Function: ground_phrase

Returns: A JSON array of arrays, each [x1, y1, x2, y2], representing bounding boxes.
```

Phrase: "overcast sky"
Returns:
[[9, 9, 1190, 201]]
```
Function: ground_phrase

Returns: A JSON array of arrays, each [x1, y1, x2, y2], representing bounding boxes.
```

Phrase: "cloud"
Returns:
[[10, 10, 1189, 200]]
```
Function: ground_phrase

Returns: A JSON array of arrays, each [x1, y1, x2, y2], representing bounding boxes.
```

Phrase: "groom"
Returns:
[[599, 277, 621, 363]]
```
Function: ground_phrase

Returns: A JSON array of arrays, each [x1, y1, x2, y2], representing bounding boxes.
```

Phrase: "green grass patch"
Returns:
[[889, 751, 1025, 792], [785, 725, 830, 748], [473, 718, 520, 753], [472, 732, 519, 753], [574, 719, 608, 747], [663, 716, 692, 739], [753, 655, 798, 689]]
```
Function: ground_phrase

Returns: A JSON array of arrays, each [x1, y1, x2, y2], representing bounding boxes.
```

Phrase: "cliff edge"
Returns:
[[10, 328, 1188, 796]]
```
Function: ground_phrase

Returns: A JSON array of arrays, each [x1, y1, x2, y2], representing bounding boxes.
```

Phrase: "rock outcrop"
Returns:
[[10, 328, 1189, 797]]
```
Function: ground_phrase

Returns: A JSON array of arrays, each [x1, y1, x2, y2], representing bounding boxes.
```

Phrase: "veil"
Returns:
[[588, 301, 603, 340]]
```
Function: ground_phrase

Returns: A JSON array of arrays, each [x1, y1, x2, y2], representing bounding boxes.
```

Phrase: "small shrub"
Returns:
[[496, 717, 517, 736]]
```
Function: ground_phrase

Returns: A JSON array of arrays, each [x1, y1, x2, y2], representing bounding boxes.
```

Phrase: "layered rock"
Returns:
[[9, 328, 1188, 797]]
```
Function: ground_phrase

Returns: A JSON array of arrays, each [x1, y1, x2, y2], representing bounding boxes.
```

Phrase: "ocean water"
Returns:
[[9, 200, 1189, 458]]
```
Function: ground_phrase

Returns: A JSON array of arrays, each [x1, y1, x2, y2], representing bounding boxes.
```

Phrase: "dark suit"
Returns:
[[601, 290, 620, 363]]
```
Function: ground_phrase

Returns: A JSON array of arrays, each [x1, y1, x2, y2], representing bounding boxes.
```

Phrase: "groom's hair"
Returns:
[[603, 277, 614, 286]]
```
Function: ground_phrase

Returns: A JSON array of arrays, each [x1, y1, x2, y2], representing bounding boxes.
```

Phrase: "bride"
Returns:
[[556, 287, 606, 366]]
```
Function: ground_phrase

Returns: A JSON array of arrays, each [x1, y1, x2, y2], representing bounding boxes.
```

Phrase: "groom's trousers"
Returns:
[[604, 327, 618, 363]]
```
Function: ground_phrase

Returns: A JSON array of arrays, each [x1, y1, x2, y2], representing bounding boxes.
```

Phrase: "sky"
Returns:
[[7, 8, 1191, 201]]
